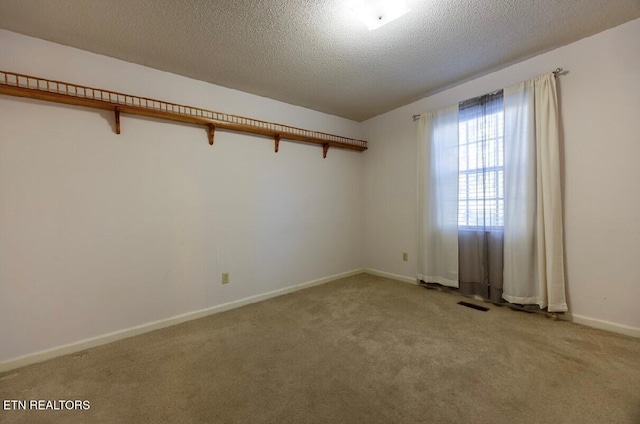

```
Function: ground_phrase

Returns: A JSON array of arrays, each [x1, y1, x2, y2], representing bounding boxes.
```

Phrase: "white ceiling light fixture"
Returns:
[[347, 0, 411, 31]]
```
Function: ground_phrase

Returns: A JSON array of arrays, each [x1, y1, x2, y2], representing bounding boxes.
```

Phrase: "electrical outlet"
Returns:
[[222, 273, 230, 284], [402, 252, 408, 262]]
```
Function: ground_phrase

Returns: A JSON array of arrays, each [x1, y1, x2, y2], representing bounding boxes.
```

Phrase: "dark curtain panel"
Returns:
[[458, 230, 504, 303], [457, 91, 505, 303]]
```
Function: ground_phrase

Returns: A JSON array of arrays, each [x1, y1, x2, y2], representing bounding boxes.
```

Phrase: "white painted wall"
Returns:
[[363, 18, 640, 332], [0, 31, 364, 363]]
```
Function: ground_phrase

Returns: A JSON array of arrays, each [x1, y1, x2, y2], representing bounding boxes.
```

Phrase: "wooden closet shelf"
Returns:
[[0, 70, 368, 157]]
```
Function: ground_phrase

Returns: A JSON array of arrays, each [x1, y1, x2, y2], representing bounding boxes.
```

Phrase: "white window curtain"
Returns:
[[503, 73, 568, 312], [417, 73, 567, 311], [417, 105, 460, 288]]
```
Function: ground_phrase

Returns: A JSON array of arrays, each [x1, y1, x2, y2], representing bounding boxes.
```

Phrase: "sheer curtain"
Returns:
[[503, 73, 567, 312], [417, 105, 459, 288], [457, 92, 505, 303], [417, 73, 567, 311]]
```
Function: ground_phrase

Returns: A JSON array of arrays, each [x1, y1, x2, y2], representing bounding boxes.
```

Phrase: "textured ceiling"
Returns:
[[0, 0, 639, 121]]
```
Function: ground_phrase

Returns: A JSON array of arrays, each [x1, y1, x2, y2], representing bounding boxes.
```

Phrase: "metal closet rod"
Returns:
[[0, 69, 368, 158], [412, 67, 565, 121]]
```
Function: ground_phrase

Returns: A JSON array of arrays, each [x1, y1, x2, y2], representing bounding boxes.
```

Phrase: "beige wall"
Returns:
[[362, 18, 640, 334], [0, 30, 364, 363]]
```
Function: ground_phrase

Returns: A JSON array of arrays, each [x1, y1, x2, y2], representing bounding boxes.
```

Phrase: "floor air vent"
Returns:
[[458, 301, 490, 312]]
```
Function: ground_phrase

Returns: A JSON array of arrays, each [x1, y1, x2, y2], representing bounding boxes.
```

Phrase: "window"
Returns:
[[457, 91, 504, 229]]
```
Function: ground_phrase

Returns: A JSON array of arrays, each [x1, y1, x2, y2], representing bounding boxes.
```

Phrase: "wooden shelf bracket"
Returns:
[[114, 106, 121, 134], [274, 134, 280, 153], [207, 123, 215, 145], [0, 70, 368, 156]]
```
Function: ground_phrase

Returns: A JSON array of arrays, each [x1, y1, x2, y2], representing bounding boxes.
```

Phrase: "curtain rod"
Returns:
[[412, 68, 564, 121]]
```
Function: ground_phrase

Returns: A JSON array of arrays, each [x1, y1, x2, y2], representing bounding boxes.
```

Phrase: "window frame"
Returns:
[[457, 91, 505, 231]]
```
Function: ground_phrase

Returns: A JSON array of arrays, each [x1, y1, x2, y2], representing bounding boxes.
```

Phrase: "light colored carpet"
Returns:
[[1, 273, 640, 423]]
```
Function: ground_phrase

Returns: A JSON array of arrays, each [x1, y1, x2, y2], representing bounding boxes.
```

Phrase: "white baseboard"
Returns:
[[365, 268, 418, 285], [5, 268, 635, 373], [0, 268, 364, 373], [366, 269, 640, 339], [568, 313, 640, 339]]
